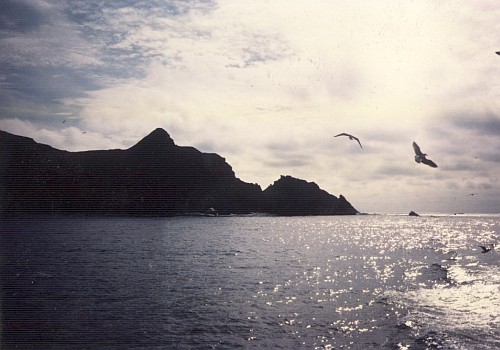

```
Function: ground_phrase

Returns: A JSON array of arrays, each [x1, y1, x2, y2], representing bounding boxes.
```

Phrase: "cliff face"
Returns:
[[0, 129, 357, 216], [262, 175, 358, 216]]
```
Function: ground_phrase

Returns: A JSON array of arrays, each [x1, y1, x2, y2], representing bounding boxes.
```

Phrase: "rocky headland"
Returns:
[[0, 128, 358, 216]]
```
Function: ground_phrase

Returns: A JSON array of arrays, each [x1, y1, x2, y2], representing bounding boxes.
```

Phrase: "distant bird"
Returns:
[[412, 142, 438, 168], [62, 120, 66, 123], [478, 244, 494, 253], [82, 131, 87, 134], [335, 133, 362, 148]]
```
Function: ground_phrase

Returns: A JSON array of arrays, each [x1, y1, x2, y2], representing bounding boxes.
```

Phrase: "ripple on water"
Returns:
[[1, 214, 499, 349]]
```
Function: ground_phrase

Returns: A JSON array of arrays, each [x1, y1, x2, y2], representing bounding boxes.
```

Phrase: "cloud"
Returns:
[[262, 157, 312, 169], [451, 114, 500, 137], [428, 112, 500, 168], [0, 118, 124, 151], [0, 1, 101, 68], [0, 0, 48, 32], [1, 0, 500, 213], [0, 65, 100, 125], [0, 0, 106, 123]]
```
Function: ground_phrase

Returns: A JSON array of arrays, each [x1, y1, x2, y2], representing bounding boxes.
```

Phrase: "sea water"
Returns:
[[1, 214, 499, 349]]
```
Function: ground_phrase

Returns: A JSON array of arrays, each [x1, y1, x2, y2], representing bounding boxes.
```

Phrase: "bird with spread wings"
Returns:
[[334, 133, 362, 148], [413, 141, 438, 168]]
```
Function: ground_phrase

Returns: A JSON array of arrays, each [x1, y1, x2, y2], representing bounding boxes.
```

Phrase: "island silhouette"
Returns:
[[0, 128, 358, 216]]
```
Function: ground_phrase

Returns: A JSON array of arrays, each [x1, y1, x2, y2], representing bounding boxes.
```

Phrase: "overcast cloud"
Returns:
[[1, 0, 499, 213]]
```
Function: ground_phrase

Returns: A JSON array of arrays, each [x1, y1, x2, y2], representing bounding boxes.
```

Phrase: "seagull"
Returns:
[[478, 244, 494, 253], [335, 133, 362, 148], [412, 141, 438, 168]]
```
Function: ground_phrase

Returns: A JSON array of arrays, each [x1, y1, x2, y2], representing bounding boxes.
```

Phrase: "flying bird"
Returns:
[[335, 133, 362, 148], [478, 244, 494, 253], [412, 142, 438, 168]]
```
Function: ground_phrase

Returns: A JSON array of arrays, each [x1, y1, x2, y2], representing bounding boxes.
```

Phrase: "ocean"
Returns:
[[1, 214, 499, 349]]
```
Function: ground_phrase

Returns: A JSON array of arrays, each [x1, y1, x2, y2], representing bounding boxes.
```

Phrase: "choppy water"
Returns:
[[1, 214, 499, 349]]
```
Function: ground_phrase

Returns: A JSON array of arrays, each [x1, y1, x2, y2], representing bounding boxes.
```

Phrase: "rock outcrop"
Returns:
[[263, 175, 358, 216], [0, 128, 358, 216]]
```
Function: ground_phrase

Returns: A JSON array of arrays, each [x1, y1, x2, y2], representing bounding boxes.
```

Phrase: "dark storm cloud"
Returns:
[[0, 0, 47, 33]]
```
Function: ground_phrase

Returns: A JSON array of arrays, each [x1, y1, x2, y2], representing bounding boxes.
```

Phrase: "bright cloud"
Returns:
[[1, 0, 500, 213]]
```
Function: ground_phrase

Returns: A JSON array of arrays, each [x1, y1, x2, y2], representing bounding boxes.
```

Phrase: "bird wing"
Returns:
[[421, 158, 438, 168], [354, 137, 362, 148], [412, 142, 423, 156], [334, 133, 349, 137]]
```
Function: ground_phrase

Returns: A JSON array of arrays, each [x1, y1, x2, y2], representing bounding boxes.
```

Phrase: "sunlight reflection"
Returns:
[[244, 216, 499, 348]]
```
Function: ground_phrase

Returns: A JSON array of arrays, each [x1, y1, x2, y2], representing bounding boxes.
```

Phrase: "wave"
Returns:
[[385, 259, 500, 349]]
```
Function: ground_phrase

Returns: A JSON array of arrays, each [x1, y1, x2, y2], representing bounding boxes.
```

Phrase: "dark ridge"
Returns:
[[262, 175, 358, 216], [0, 129, 358, 217], [128, 128, 175, 152]]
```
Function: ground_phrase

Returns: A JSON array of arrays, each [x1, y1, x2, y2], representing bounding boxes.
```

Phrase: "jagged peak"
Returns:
[[271, 175, 320, 190], [129, 128, 175, 150]]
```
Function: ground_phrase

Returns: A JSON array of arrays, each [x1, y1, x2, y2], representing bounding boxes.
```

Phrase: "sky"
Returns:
[[1, 0, 500, 214]]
